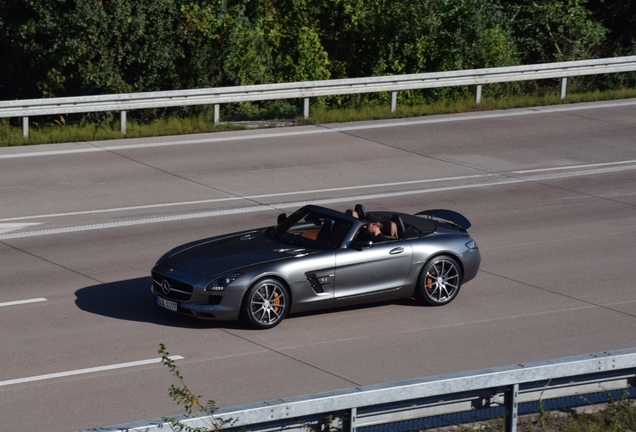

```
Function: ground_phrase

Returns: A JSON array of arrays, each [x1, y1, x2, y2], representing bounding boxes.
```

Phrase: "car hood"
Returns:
[[157, 231, 307, 277]]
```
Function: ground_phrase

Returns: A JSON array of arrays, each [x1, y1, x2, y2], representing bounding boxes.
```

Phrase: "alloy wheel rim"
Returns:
[[425, 259, 459, 301], [250, 283, 286, 324]]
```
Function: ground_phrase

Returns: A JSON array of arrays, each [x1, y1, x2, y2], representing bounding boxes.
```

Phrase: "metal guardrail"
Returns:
[[88, 348, 636, 432], [3, 56, 636, 138]]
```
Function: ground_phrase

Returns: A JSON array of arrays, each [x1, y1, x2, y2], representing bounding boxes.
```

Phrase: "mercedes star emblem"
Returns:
[[162, 279, 172, 295]]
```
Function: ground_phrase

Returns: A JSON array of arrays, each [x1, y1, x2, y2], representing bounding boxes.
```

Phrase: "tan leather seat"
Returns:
[[345, 209, 359, 218], [379, 216, 398, 238]]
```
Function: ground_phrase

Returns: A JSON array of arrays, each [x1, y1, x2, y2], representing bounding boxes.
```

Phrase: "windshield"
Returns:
[[270, 207, 352, 249]]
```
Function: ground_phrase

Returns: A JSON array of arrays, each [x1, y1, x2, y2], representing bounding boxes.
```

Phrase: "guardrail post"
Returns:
[[391, 91, 397, 112], [214, 104, 220, 124], [343, 407, 357, 432], [476, 85, 482, 104], [560, 78, 567, 100], [22, 117, 29, 138], [303, 98, 310, 119], [504, 383, 519, 432], [120, 111, 127, 135]]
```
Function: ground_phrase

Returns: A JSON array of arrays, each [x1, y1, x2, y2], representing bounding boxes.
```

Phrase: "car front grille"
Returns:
[[152, 271, 193, 301]]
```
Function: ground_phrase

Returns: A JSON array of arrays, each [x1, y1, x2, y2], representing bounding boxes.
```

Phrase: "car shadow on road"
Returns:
[[75, 276, 424, 329], [74, 276, 242, 329]]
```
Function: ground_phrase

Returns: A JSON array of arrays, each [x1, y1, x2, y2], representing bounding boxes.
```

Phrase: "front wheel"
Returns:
[[242, 279, 289, 329], [416, 255, 462, 306]]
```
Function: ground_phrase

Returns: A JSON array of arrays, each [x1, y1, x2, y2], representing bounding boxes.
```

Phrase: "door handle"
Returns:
[[389, 247, 404, 255]]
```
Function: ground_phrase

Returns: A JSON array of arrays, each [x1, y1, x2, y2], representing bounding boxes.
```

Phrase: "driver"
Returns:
[[358, 214, 388, 243]]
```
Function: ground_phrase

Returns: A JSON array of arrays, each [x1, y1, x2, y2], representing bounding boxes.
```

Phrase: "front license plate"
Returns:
[[156, 296, 177, 312]]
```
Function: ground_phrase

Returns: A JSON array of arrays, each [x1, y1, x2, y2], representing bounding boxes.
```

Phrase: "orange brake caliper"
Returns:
[[426, 274, 434, 292], [273, 291, 280, 313]]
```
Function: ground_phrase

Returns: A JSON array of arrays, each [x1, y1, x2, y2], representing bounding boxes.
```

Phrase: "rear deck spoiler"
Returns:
[[415, 209, 472, 231]]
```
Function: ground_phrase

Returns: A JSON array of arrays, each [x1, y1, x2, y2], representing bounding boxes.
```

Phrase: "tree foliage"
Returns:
[[0, 0, 633, 117], [504, 0, 606, 63]]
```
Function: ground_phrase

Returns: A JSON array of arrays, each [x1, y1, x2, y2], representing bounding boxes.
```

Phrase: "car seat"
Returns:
[[354, 204, 368, 220], [392, 214, 406, 238]]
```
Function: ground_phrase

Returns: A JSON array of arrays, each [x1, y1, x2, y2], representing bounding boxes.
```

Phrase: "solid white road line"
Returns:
[[0, 173, 495, 222], [0, 355, 184, 387], [2, 159, 636, 224], [0, 298, 47, 307], [1, 99, 635, 160], [1, 162, 636, 241]]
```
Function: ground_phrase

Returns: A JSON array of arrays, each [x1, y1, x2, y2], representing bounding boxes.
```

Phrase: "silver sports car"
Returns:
[[151, 204, 481, 329]]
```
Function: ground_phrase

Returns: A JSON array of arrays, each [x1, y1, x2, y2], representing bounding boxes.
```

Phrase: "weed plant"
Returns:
[[159, 343, 234, 432], [2, 88, 636, 147]]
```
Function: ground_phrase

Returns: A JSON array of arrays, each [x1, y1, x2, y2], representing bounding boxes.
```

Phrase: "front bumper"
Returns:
[[150, 284, 244, 321]]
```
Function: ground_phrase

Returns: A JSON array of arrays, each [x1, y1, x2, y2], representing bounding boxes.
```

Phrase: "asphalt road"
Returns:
[[1, 100, 635, 431]]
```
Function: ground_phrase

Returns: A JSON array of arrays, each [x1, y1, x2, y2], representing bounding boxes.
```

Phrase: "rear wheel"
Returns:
[[243, 279, 289, 329], [416, 255, 462, 306]]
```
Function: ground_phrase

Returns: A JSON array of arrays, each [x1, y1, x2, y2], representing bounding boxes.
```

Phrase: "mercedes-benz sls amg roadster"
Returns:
[[151, 204, 481, 329]]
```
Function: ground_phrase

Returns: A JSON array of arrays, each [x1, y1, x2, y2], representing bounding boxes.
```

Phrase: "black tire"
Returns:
[[242, 278, 289, 329], [415, 255, 462, 306]]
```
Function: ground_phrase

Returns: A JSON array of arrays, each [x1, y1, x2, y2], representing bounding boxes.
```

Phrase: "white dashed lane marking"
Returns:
[[0, 223, 42, 234], [0, 298, 47, 307], [0, 356, 184, 387]]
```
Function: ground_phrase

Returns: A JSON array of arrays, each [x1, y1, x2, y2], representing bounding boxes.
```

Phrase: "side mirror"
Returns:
[[277, 213, 287, 224]]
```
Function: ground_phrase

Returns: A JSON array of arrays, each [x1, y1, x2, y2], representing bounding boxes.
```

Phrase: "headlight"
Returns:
[[465, 239, 477, 249], [205, 273, 244, 291]]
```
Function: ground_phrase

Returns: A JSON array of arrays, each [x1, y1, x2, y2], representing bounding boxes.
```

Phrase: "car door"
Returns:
[[334, 240, 413, 298]]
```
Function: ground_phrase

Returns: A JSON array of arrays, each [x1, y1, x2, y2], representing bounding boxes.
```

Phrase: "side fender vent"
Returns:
[[305, 273, 325, 294]]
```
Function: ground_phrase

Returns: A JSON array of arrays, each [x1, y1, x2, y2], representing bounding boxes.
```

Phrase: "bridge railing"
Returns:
[[87, 347, 636, 432], [2, 56, 636, 138]]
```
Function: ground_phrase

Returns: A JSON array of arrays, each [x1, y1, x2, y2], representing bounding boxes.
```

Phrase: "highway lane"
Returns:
[[0, 100, 635, 431]]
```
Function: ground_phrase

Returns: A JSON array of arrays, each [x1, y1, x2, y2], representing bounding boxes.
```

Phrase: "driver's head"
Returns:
[[365, 214, 383, 234]]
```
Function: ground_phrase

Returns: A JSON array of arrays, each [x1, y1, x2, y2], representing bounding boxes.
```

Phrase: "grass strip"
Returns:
[[2, 88, 636, 147]]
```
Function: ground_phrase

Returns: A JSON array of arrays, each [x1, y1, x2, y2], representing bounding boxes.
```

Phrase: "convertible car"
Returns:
[[151, 204, 481, 329]]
